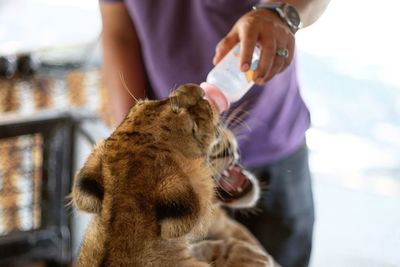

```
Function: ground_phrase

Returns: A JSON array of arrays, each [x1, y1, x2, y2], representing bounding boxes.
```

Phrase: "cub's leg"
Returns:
[[190, 209, 280, 267], [205, 208, 261, 246], [190, 239, 277, 267]]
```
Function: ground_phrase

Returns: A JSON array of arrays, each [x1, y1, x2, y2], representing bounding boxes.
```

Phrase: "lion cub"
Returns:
[[73, 84, 277, 266]]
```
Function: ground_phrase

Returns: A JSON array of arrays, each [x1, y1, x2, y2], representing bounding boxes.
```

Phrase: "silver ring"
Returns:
[[276, 48, 289, 58]]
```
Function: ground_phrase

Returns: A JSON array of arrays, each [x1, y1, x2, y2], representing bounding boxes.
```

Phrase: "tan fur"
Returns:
[[189, 126, 281, 267], [73, 84, 278, 266], [189, 208, 280, 267]]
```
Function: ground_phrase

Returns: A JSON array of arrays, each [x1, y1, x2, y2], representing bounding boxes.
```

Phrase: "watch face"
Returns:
[[284, 5, 301, 29]]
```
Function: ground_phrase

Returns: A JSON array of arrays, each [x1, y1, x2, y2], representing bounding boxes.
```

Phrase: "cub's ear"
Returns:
[[155, 174, 201, 239], [72, 141, 105, 214]]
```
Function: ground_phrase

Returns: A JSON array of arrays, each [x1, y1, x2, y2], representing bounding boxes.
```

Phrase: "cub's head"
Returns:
[[73, 84, 221, 240]]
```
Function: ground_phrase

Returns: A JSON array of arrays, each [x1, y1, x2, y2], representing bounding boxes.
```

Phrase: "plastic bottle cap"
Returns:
[[200, 82, 229, 113]]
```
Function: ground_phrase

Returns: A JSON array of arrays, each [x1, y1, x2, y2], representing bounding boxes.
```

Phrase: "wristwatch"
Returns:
[[253, 2, 301, 34]]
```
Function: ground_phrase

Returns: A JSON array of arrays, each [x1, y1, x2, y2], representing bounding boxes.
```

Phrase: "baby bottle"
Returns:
[[201, 43, 260, 112]]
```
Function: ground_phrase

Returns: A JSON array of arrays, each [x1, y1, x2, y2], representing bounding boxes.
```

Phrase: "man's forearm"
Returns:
[[100, 3, 148, 126], [102, 39, 148, 126], [102, 35, 148, 125]]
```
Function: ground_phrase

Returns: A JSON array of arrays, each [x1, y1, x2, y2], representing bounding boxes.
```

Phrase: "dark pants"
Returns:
[[234, 142, 315, 267]]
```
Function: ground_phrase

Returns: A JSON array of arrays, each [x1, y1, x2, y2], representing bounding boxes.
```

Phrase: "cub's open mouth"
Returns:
[[216, 164, 253, 203]]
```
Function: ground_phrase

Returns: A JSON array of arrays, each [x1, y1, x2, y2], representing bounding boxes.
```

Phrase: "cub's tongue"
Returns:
[[219, 166, 246, 193], [217, 165, 252, 202]]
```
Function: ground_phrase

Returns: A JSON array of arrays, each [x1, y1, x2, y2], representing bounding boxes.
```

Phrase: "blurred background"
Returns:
[[0, 0, 399, 266]]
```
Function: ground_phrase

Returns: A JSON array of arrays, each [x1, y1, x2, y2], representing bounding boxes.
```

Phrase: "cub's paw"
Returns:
[[189, 239, 279, 267], [218, 238, 278, 267]]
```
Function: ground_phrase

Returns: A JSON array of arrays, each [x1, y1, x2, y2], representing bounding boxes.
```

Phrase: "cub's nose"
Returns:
[[170, 83, 205, 107]]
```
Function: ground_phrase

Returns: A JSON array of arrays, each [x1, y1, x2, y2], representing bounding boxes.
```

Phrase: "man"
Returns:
[[99, 1, 330, 266]]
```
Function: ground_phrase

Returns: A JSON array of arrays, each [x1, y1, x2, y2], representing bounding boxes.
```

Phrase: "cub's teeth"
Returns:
[[222, 170, 229, 177], [237, 187, 243, 193]]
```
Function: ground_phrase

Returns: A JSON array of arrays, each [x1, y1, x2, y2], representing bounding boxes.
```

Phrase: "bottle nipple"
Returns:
[[200, 82, 229, 113]]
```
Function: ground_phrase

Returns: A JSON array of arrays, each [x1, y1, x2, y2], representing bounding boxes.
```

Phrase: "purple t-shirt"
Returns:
[[101, 0, 310, 167]]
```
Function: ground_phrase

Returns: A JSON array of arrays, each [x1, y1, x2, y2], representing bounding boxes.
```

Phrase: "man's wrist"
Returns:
[[252, 2, 301, 34]]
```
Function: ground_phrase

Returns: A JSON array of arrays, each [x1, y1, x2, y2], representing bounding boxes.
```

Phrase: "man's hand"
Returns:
[[213, 9, 295, 85]]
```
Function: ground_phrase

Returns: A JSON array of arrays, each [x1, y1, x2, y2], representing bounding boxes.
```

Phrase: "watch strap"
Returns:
[[253, 3, 300, 34]]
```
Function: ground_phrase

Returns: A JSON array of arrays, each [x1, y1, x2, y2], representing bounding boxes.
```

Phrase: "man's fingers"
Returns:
[[264, 37, 295, 81], [267, 55, 285, 81], [238, 25, 259, 72], [213, 31, 239, 65], [286, 35, 295, 63], [267, 39, 287, 79], [254, 40, 276, 84]]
